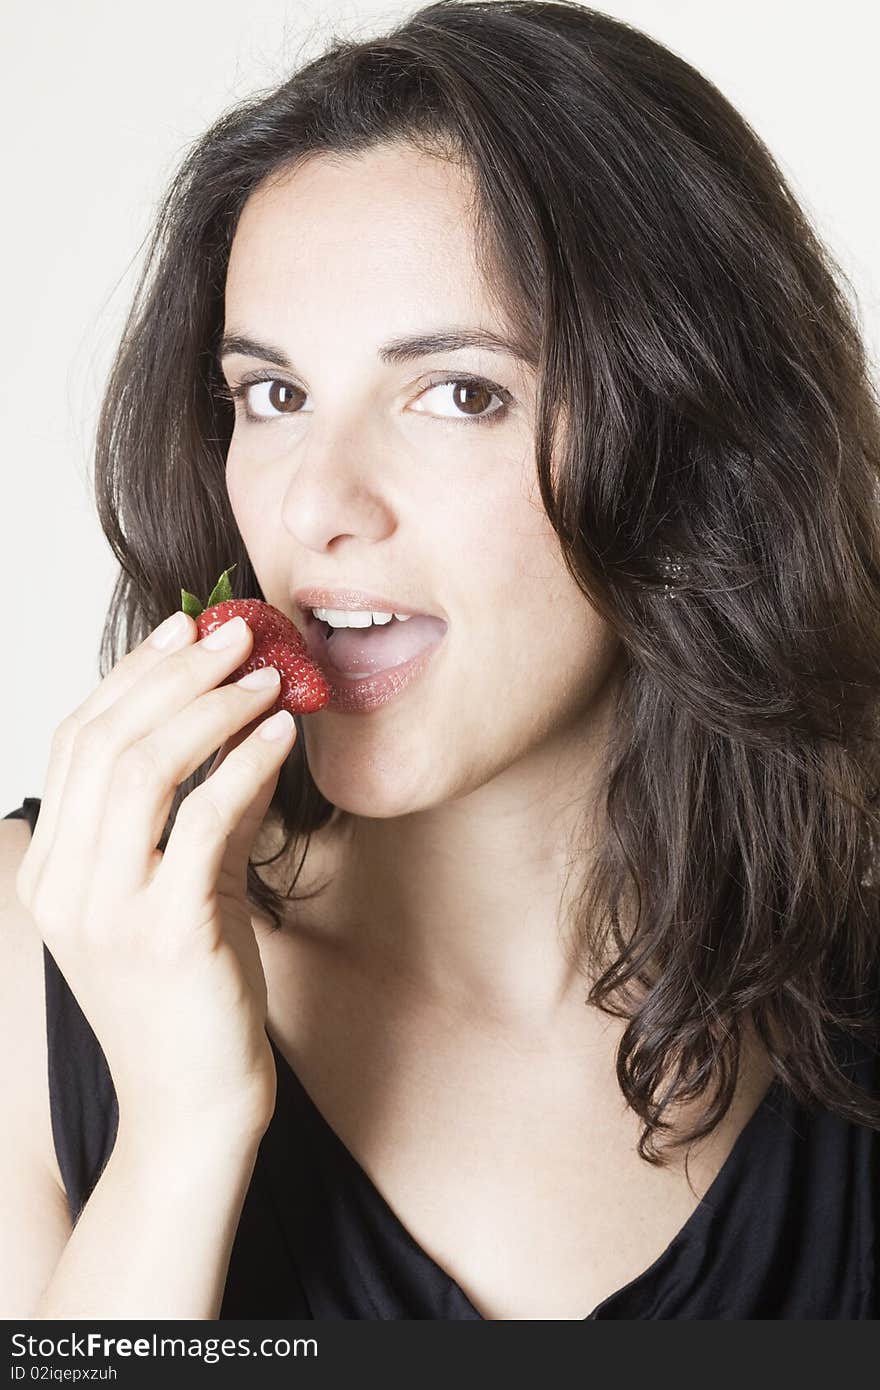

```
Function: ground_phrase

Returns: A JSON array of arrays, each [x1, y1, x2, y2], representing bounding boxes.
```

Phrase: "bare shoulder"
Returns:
[[0, 817, 69, 1203]]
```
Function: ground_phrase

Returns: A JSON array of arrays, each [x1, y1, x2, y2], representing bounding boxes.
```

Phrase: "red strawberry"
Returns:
[[180, 565, 330, 714]]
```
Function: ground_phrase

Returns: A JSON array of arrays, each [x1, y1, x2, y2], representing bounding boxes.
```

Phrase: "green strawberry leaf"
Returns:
[[180, 589, 204, 619], [206, 564, 237, 608]]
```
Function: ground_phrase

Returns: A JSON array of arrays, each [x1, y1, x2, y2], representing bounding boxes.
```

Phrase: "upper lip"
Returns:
[[292, 588, 443, 620]]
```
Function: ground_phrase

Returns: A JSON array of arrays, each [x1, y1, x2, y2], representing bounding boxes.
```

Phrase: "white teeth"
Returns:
[[311, 606, 413, 628]]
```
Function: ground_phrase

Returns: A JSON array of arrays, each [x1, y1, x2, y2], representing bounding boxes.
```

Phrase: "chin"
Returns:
[[305, 748, 446, 821]]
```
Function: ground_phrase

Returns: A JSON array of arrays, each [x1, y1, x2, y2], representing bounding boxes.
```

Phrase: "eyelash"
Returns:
[[215, 371, 514, 428]]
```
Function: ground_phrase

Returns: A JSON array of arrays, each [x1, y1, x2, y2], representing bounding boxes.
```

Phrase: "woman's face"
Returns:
[[221, 141, 623, 818]]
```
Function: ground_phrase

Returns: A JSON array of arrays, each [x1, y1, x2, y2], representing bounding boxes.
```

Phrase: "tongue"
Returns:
[[324, 615, 445, 676]]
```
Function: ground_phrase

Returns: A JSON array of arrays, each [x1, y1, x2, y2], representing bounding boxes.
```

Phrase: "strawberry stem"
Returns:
[[179, 564, 238, 618], [180, 588, 204, 619], [207, 565, 237, 607]]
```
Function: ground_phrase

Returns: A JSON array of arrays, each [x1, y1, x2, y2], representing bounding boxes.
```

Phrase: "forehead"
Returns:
[[225, 144, 492, 323]]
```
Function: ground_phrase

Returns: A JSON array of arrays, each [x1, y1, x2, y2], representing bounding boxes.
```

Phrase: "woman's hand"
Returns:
[[15, 609, 298, 1143]]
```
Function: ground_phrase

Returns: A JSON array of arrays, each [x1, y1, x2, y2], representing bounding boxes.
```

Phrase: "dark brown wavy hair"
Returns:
[[93, 0, 880, 1163]]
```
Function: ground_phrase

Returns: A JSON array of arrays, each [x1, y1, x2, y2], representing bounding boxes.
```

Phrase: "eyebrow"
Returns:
[[216, 327, 538, 372]]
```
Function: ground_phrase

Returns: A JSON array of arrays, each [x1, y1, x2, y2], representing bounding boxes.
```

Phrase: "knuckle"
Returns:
[[176, 788, 227, 842], [113, 740, 165, 793], [183, 640, 222, 675], [29, 877, 70, 938], [51, 712, 81, 758], [231, 744, 266, 782], [72, 716, 111, 763], [158, 642, 216, 695]]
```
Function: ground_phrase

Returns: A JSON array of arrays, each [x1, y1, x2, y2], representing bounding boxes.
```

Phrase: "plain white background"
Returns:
[[2, 0, 878, 812]]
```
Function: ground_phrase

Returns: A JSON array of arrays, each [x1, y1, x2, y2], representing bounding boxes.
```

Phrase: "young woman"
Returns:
[[2, 0, 879, 1320]]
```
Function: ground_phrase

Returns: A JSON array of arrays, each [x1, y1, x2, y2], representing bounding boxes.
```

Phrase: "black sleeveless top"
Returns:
[[5, 794, 879, 1318]]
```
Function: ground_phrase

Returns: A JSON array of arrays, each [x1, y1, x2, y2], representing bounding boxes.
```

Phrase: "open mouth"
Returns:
[[301, 608, 448, 680]]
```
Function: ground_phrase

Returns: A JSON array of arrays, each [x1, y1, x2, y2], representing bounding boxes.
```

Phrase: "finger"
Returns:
[[92, 666, 283, 893], [215, 729, 292, 888], [32, 618, 254, 921], [208, 712, 265, 777], [17, 610, 197, 905], [156, 709, 297, 914]]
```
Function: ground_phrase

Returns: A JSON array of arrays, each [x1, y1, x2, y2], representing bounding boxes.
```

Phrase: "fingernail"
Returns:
[[150, 611, 188, 649], [237, 665, 280, 689], [202, 615, 247, 649], [258, 709, 295, 740]]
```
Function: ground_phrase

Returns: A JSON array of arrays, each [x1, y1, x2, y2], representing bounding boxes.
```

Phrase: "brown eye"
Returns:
[[264, 382, 299, 412], [415, 376, 512, 425], [242, 379, 302, 418], [452, 381, 493, 416], [224, 376, 305, 422]]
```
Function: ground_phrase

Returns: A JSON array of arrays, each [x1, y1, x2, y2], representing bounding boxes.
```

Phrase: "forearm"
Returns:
[[34, 1123, 262, 1320]]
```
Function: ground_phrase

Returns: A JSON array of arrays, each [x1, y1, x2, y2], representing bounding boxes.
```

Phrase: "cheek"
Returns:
[[225, 451, 266, 539], [488, 607, 619, 718], [463, 498, 620, 711]]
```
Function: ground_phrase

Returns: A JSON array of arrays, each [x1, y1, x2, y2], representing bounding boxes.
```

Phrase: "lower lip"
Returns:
[[307, 620, 447, 714]]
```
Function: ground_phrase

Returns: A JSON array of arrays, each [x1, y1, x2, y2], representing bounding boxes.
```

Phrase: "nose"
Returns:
[[279, 425, 398, 553]]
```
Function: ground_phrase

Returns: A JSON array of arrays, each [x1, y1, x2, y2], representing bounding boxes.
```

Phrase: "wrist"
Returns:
[[114, 1104, 270, 1166]]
